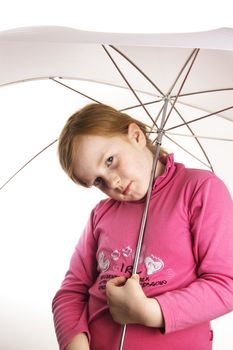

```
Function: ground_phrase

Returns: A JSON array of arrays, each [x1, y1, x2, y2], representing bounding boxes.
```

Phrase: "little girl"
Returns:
[[52, 103, 233, 350]]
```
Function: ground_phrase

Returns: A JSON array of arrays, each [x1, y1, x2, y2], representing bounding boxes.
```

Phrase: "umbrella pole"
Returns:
[[118, 98, 169, 350]]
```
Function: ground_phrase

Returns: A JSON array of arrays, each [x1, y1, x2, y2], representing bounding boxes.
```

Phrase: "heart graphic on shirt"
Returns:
[[144, 256, 164, 275], [111, 250, 120, 261], [98, 251, 110, 272], [122, 246, 132, 257]]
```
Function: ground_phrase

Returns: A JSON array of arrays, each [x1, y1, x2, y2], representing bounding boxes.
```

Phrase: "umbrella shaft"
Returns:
[[119, 324, 127, 350]]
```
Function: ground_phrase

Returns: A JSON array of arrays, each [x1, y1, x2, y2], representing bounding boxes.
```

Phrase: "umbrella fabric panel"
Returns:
[[1, 27, 233, 83]]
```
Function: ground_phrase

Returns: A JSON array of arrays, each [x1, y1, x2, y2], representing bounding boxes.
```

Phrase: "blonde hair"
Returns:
[[58, 103, 167, 186]]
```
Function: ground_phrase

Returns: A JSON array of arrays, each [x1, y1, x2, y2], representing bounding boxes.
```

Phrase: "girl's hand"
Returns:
[[65, 333, 90, 350], [106, 274, 164, 328]]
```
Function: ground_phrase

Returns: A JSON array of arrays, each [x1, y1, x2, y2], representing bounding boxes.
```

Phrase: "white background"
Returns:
[[0, 1, 232, 350]]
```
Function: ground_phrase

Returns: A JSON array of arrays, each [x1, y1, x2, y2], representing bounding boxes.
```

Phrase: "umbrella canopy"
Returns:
[[1, 26, 233, 193], [0, 26, 233, 350]]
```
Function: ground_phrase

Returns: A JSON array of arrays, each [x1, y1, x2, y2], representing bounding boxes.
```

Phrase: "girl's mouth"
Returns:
[[122, 182, 132, 195]]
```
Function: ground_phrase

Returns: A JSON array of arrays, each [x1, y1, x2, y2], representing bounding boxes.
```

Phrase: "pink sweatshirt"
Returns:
[[52, 154, 233, 350]]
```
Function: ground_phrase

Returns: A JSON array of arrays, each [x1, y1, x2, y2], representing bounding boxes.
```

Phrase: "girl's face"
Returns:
[[73, 123, 154, 201]]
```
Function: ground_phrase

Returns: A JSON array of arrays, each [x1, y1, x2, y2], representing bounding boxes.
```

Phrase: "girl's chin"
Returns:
[[105, 186, 148, 202], [122, 192, 147, 202]]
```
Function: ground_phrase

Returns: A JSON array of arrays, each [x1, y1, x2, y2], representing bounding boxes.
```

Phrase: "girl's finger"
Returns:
[[107, 276, 127, 288]]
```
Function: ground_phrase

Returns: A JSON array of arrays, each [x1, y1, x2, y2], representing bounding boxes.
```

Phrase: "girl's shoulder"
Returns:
[[181, 166, 215, 182], [160, 154, 219, 192], [176, 164, 231, 200]]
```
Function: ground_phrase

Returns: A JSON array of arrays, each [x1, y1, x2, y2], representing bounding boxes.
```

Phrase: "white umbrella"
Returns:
[[0, 26, 233, 350], [1, 26, 233, 193]]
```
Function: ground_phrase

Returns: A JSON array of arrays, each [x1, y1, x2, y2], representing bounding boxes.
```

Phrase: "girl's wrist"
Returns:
[[65, 333, 90, 350], [139, 297, 164, 328]]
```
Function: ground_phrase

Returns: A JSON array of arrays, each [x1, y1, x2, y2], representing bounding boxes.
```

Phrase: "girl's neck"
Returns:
[[155, 159, 165, 179]]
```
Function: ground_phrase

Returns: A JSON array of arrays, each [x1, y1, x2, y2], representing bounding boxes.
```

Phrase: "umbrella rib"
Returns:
[[166, 131, 233, 142], [109, 45, 165, 97], [102, 45, 158, 128], [166, 105, 233, 131], [52, 77, 165, 113], [168, 99, 233, 122], [0, 139, 58, 191], [167, 48, 199, 96], [163, 134, 212, 170], [123, 87, 233, 119], [163, 49, 200, 127], [120, 98, 164, 112], [172, 104, 214, 171], [53, 75, 164, 120], [171, 87, 233, 98], [50, 78, 102, 104], [5, 76, 166, 117], [0, 76, 164, 101], [4, 77, 232, 104]]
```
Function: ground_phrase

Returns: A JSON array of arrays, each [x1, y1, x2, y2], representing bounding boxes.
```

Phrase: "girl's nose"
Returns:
[[107, 174, 121, 189]]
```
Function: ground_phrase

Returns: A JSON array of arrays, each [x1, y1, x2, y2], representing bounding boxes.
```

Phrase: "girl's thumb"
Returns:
[[131, 273, 140, 282]]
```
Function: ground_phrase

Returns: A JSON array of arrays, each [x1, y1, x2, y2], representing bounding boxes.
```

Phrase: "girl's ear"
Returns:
[[127, 123, 146, 148]]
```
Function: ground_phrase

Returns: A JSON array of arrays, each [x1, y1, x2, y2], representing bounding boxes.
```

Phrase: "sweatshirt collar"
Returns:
[[152, 153, 177, 193]]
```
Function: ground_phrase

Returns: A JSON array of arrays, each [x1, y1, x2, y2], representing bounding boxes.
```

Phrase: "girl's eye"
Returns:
[[106, 156, 113, 166], [94, 177, 104, 187]]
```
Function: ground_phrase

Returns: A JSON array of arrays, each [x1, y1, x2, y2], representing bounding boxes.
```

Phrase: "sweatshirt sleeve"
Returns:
[[52, 208, 98, 350], [156, 175, 233, 334]]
